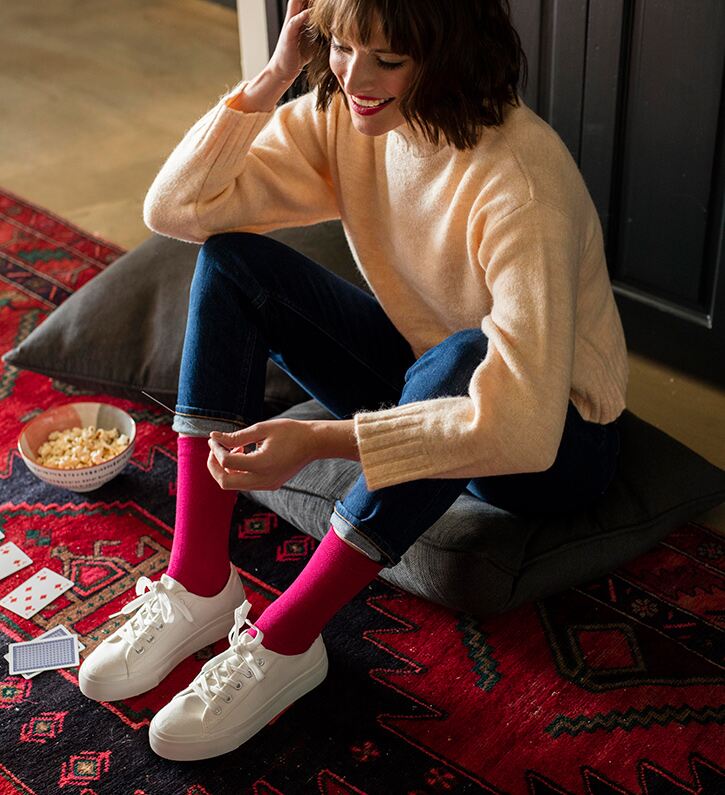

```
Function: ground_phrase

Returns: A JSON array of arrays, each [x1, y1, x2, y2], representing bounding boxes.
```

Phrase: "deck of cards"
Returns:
[[5, 625, 84, 677], [5, 625, 85, 679], [1, 539, 80, 677]]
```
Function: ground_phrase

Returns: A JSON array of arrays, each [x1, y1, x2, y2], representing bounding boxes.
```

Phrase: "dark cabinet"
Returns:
[[265, 0, 725, 385], [508, 0, 724, 385]]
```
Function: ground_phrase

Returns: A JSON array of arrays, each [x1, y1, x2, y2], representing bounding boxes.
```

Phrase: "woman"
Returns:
[[79, 0, 627, 761]]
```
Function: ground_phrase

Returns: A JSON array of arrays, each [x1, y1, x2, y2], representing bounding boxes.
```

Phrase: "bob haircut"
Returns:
[[305, 0, 528, 151]]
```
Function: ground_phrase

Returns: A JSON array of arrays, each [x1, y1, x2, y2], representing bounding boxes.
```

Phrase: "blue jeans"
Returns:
[[173, 233, 621, 568]]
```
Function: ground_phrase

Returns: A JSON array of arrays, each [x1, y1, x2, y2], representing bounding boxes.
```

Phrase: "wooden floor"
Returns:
[[1, 0, 723, 530]]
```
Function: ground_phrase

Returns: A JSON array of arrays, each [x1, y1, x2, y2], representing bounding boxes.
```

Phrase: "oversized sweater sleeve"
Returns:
[[353, 199, 582, 491], [143, 84, 339, 243]]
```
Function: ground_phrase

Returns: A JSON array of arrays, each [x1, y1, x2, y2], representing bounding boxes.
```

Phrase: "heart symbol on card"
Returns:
[[39, 575, 46, 581], [40, 594, 47, 599], [24, 586, 31, 591], [54, 584, 62, 590], [25, 596, 32, 601]]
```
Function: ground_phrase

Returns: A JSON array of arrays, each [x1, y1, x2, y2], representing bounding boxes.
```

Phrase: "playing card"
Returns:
[[8, 635, 79, 675], [0, 542, 32, 581], [0, 567, 74, 618], [4, 625, 85, 679]]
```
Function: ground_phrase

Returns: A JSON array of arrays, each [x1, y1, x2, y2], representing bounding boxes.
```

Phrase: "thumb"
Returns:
[[209, 425, 259, 446]]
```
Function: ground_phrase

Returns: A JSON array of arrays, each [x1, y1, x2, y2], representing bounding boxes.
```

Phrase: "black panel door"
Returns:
[[511, 0, 725, 386]]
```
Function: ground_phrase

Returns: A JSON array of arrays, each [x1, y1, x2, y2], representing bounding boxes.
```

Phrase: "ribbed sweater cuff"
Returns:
[[354, 405, 433, 491]]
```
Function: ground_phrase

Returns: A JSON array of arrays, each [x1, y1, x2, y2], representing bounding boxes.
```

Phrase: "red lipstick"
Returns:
[[349, 95, 395, 116]]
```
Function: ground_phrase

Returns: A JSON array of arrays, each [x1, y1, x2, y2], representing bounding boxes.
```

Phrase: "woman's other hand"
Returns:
[[207, 419, 314, 491]]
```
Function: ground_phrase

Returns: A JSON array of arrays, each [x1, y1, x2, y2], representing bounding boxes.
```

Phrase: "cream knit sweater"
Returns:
[[144, 84, 628, 491]]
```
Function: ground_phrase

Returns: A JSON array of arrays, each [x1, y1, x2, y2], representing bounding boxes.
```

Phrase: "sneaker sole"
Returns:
[[148, 646, 329, 761], [78, 610, 238, 702]]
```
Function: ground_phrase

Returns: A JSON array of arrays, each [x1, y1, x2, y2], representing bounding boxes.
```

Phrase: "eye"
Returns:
[[330, 42, 405, 70], [377, 59, 405, 71]]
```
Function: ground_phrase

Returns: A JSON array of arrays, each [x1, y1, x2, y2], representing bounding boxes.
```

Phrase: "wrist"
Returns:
[[225, 67, 298, 113], [265, 63, 301, 87], [307, 419, 359, 462]]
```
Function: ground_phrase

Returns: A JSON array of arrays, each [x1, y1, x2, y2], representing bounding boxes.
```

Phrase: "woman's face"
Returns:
[[328, 17, 416, 136]]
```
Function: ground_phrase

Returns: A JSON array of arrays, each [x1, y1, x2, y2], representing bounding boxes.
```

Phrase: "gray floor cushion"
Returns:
[[4, 225, 724, 616], [242, 400, 725, 616]]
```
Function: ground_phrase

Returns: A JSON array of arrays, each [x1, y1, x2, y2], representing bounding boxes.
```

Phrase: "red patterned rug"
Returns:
[[0, 188, 723, 795]]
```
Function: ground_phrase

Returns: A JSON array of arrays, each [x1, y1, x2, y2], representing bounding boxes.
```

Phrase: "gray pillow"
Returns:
[[241, 400, 725, 616], [2, 223, 364, 415]]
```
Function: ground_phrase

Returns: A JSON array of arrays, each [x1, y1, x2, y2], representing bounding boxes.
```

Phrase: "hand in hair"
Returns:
[[268, 0, 318, 84]]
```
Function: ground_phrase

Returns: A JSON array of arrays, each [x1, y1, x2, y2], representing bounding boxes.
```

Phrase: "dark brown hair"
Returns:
[[304, 0, 528, 150]]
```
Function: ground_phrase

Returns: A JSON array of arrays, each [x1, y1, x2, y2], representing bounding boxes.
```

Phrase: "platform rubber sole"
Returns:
[[148, 647, 329, 761]]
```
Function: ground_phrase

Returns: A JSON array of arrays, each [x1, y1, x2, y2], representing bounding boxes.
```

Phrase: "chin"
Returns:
[[352, 122, 395, 137], [350, 112, 404, 137]]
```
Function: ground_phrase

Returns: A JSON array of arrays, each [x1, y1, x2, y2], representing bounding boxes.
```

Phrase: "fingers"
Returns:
[[292, 8, 311, 32], [210, 426, 264, 453], [208, 450, 247, 490], [209, 426, 261, 446], [288, 2, 311, 33], [286, 0, 309, 21], [208, 438, 260, 472], [207, 450, 278, 492]]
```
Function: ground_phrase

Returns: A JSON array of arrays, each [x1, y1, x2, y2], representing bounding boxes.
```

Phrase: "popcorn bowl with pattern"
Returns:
[[18, 402, 136, 492]]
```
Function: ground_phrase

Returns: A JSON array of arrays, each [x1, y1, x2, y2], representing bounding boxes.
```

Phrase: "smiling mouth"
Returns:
[[349, 95, 394, 108]]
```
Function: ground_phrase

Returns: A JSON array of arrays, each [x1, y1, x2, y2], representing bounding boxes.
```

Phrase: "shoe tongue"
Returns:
[[159, 573, 185, 593]]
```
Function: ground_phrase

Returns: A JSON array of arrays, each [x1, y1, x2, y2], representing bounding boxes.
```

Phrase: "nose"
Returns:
[[342, 54, 378, 96]]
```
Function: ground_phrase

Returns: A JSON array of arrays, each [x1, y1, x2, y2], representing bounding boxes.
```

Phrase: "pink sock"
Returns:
[[166, 436, 238, 597], [250, 526, 383, 655]]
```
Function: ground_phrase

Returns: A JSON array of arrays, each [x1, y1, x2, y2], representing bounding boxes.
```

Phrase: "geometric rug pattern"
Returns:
[[0, 188, 723, 794]]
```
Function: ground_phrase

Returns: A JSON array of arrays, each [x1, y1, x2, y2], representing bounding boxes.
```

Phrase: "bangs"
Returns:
[[309, 0, 417, 58]]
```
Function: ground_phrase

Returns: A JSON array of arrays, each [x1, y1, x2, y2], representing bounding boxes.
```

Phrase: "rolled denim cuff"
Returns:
[[172, 406, 246, 437], [172, 416, 242, 436], [330, 502, 396, 567]]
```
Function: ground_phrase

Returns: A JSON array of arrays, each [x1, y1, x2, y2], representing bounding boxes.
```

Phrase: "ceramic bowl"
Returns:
[[18, 402, 136, 493]]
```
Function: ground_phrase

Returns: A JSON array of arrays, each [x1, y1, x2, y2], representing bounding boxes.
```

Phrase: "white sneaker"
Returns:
[[79, 565, 245, 702], [148, 600, 328, 761]]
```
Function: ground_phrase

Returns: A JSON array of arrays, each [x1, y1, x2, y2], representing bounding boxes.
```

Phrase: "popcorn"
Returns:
[[36, 425, 130, 469]]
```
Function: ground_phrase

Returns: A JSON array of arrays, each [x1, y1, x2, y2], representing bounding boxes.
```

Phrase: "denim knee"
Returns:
[[194, 232, 269, 306], [200, 231, 277, 270], [403, 328, 488, 400], [195, 233, 240, 282], [201, 231, 266, 260]]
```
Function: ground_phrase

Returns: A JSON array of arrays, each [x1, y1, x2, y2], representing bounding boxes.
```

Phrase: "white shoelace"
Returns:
[[191, 600, 265, 712], [109, 576, 193, 652]]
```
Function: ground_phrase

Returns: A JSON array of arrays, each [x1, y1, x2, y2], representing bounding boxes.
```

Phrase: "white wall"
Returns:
[[237, 0, 271, 79]]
